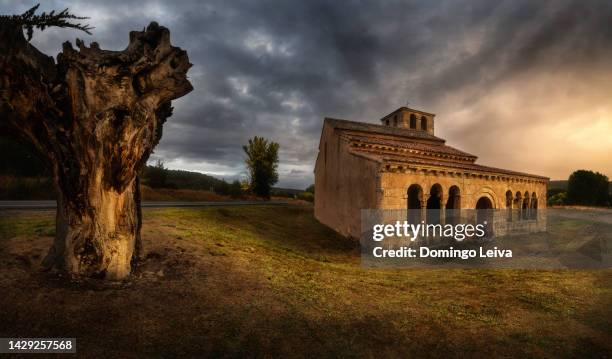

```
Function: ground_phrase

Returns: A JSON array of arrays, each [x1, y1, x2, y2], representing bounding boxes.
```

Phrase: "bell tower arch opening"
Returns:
[[409, 114, 417, 129], [380, 107, 435, 135]]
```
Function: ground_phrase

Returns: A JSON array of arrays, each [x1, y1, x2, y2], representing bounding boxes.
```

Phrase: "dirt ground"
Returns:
[[0, 206, 610, 358]]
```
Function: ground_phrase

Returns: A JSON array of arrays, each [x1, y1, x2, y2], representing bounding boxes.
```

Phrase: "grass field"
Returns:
[[0, 206, 610, 358]]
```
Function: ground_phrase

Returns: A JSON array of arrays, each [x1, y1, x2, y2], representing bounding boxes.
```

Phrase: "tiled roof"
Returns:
[[344, 133, 477, 161], [373, 152, 549, 179], [325, 117, 548, 180], [325, 118, 445, 143]]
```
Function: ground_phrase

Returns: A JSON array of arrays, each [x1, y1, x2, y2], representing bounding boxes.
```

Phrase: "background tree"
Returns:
[[305, 184, 315, 194], [228, 180, 244, 198], [243, 136, 279, 199], [0, 6, 192, 279], [566, 170, 609, 206], [547, 192, 567, 207], [146, 160, 168, 188], [0, 136, 49, 177]]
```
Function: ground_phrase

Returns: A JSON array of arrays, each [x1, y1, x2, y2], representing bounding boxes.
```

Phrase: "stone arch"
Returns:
[[445, 185, 461, 225], [505, 190, 513, 209], [505, 190, 513, 221], [530, 192, 538, 220], [409, 114, 417, 129], [420, 116, 427, 131], [476, 196, 494, 238], [522, 191, 530, 219], [473, 187, 497, 209], [407, 184, 423, 223], [476, 196, 493, 209], [427, 183, 443, 224], [514, 191, 522, 220], [446, 185, 461, 209]]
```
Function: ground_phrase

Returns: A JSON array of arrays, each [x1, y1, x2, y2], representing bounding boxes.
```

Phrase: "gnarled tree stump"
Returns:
[[0, 18, 192, 279]]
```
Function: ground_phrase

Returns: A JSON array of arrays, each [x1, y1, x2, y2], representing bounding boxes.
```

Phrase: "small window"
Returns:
[[409, 114, 417, 129], [385, 119, 389, 126], [421, 116, 427, 131], [393, 115, 398, 126]]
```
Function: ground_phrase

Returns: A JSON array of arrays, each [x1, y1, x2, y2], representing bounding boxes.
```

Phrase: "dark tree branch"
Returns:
[[0, 4, 93, 41]]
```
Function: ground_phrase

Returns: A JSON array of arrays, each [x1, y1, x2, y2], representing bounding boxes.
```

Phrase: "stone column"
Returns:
[[439, 194, 446, 225], [420, 199, 427, 224]]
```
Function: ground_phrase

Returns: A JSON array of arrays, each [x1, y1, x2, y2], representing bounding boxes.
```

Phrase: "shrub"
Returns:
[[297, 191, 314, 202], [566, 170, 609, 206], [547, 192, 566, 206], [228, 180, 243, 198]]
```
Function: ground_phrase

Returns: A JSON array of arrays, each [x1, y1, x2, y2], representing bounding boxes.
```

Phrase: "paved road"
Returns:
[[0, 200, 290, 210]]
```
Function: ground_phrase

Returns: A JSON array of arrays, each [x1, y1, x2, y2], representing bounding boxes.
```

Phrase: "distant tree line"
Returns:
[[548, 170, 611, 207], [0, 136, 247, 199], [1, 134, 315, 201], [0, 137, 54, 199], [140, 160, 245, 198], [0, 137, 49, 177]]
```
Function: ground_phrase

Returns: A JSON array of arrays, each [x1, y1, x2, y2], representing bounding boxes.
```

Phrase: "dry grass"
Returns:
[[0, 206, 610, 358]]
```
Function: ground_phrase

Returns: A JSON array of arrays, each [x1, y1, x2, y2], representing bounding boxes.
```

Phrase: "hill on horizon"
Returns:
[[0, 137, 306, 192]]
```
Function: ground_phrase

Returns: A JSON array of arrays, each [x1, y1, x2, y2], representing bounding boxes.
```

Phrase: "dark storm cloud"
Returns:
[[2, 0, 612, 188]]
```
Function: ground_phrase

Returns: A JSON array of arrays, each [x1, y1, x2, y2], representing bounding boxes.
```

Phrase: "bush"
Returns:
[[547, 192, 566, 206], [566, 170, 609, 206], [547, 188, 565, 198], [297, 191, 314, 202], [228, 180, 243, 198]]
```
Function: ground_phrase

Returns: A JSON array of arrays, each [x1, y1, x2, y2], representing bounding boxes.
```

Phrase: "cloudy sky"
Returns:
[[2, 0, 612, 189]]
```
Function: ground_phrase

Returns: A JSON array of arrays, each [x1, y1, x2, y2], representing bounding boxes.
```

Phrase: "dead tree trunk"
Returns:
[[0, 17, 192, 279]]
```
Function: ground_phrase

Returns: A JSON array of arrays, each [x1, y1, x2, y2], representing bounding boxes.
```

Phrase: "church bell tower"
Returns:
[[380, 107, 435, 136]]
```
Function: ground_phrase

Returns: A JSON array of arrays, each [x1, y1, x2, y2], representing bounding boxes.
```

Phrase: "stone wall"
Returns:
[[378, 169, 547, 210], [314, 124, 380, 238]]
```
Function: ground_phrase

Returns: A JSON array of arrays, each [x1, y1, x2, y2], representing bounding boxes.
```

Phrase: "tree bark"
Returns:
[[49, 176, 141, 279], [0, 20, 192, 279]]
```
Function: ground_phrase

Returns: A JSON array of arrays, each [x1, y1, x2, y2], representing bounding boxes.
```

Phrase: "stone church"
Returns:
[[314, 107, 548, 239]]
